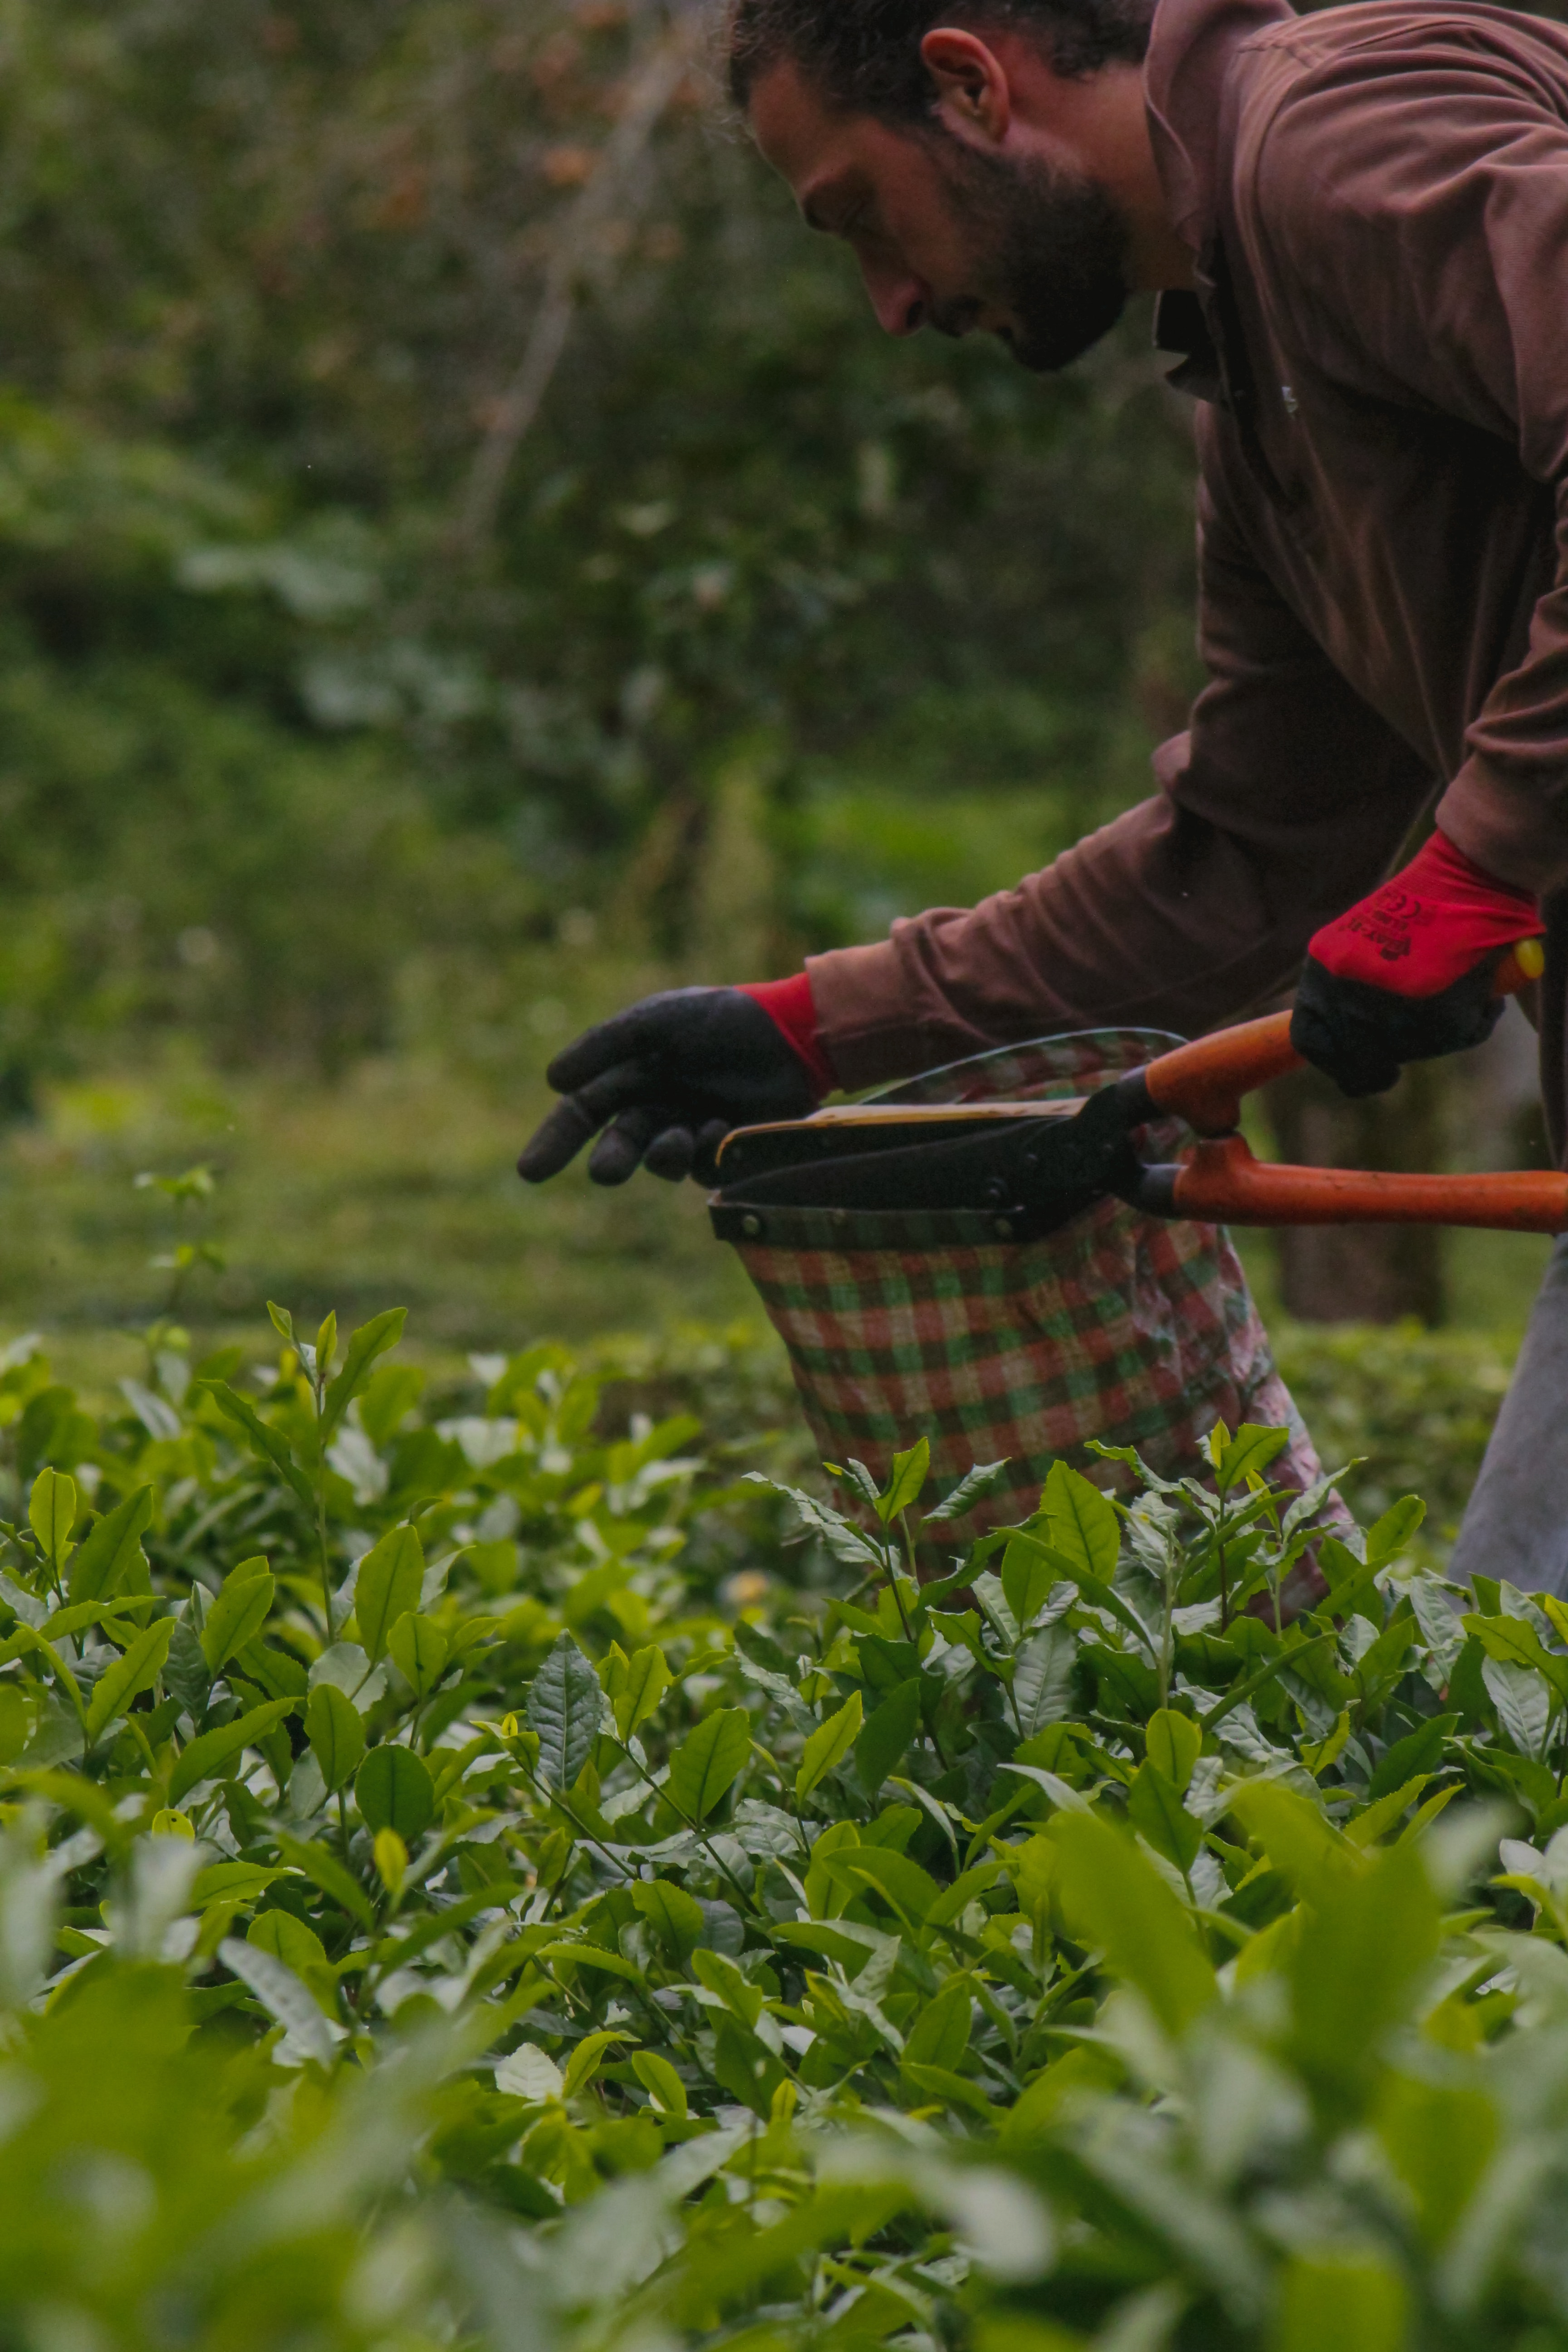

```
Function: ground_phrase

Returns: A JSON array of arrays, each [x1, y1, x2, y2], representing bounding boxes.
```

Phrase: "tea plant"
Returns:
[[1, 1305, 1568, 2349]]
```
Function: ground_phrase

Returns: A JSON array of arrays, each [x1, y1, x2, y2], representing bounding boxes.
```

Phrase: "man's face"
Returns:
[[749, 57, 1129, 372]]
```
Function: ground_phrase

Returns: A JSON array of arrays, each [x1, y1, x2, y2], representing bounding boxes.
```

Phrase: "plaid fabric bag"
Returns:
[[714, 1028, 1338, 1545]]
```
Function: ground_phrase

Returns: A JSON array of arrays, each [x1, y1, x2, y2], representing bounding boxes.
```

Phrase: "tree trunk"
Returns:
[[1262, 1060, 1448, 1324]]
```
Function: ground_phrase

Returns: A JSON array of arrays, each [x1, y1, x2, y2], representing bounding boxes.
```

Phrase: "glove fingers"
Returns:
[[568, 1057, 669, 1125], [588, 1103, 674, 1186], [517, 1057, 672, 1183], [517, 1094, 602, 1183], [643, 1125, 696, 1183], [545, 991, 704, 1092]]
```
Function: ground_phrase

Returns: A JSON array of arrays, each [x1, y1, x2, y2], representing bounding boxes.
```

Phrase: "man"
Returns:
[[521, 0, 1568, 1590]]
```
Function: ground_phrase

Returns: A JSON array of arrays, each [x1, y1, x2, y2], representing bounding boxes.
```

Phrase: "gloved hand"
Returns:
[[517, 982, 826, 1186], [1290, 830, 1544, 1097]]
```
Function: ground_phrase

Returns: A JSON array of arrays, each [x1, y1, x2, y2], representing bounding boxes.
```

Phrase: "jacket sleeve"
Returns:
[[1247, 25, 1568, 893], [808, 452, 1432, 1091]]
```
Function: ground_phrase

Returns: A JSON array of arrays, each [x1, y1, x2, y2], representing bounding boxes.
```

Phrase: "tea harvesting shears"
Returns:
[[712, 946, 1562, 1244]]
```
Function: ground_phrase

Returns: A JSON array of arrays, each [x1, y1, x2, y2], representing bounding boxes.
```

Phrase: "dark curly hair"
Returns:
[[725, 0, 1157, 115]]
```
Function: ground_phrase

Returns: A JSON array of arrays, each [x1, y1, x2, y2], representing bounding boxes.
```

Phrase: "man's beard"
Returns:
[[926, 133, 1130, 372]]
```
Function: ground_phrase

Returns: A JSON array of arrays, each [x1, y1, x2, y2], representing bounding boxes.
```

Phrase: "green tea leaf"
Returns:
[[631, 1878, 704, 1960], [305, 1683, 365, 1793], [533, 1940, 642, 1984], [667, 1707, 751, 1821], [1364, 1494, 1426, 1566], [1213, 1423, 1290, 1493], [0, 1685, 27, 1767], [235, 1638, 307, 1703], [1013, 1627, 1075, 1739], [353, 1524, 425, 1666], [711, 2013, 789, 2116], [219, 1935, 334, 2066], [28, 1468, 78, 1573], [1127, 1760, 1203, 1873], [826, 1844, 940, 1928], [1289, 1842, 1440, 2101], [1228, 1782, 1355, 1904], [200, 1558, 275, 1675], [162, 1619, 210, 1718], [902, 1975, 974, 2071], [901, 2062, 993, 2116], [321, 1308, 408, 1441], [1367, 1713, 1458, 1803], [1008, 1833, 1059, 1927], [1145, 1706, 1202, 1794], [527, 1633, 602, 1792], [356, 1744, 436, 1841], [924, 1458, 1011, 1524], [84, 1616, 173, 1743], [273, 1828, 376, 1930], [877, 1437, 929, 1524], [1483, 1656, 1554, 1761], [1038, 1460, 1119, 1581], [387, 1612, 449, 1699], [612, 1642, 669, 1744], [856, 1679, 923, 1798], [67, 1485, 153, 1604], [563, 2029, 634, 2097], [796, 1690, 862, 1803], [925, 1861, 1008, 1929], [202, 1382, 315, 1514], [632, 2048, 688, 2119], [248, 1909, 329, 1979], [1344, 1774, 1430, 1848], [169, 1696, 296, 1806], [1001, 1534, 1062, 1633], [1052, 1810, 1217, 2034]]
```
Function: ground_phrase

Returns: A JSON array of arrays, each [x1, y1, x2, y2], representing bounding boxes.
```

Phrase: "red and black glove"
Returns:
[[517, 973, 830, 1187], [1290, 831, 1544, 1098]]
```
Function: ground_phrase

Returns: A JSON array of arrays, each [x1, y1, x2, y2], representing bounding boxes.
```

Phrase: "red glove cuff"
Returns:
[[1307, 831, 1544, 999], [738, 972, 834, 1100]]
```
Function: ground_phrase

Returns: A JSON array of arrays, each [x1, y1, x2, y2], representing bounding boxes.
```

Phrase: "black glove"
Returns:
[[517, 987, 818, 1187], [1290, 956, 1508, 1098]]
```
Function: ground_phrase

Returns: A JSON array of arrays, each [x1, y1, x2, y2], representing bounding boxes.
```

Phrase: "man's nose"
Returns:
[[862, 260, 928, 337]]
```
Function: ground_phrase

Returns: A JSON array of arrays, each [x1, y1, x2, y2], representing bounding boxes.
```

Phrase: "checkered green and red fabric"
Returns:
[[717, 1028, 1336, 1544]]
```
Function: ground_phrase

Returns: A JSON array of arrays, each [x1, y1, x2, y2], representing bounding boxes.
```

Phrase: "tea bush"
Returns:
[[3, 1302, 1568, 2350]]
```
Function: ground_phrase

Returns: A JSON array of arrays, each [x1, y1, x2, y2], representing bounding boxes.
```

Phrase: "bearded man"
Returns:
[[521, 0, 1568, 1592]]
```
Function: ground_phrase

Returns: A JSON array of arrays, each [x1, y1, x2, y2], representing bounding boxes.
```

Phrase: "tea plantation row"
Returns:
[[0, 1304, 1565, 2352]]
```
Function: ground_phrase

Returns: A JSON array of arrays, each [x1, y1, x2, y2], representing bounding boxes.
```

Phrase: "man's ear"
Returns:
[[919, 26, 1012, 142]]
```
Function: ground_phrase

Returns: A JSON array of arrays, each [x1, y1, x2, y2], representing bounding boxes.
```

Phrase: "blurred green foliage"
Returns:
[[0, 0, 1198, 1085], [1276, 1321, 1519, 1547]]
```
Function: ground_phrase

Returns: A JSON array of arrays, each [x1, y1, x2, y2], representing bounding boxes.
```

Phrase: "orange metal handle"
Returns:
[[1142, 942, 1544, 1137], [1171, 1133, 1568, 1232], [1142, 1011, 1298, 1136]]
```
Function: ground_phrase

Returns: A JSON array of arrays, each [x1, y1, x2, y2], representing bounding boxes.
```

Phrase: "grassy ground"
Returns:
[[0, 1038, 753, 1367], [0, 1034, 1543, 1554]]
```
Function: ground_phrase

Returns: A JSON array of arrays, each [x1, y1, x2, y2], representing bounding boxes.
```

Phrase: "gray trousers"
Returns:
[[1450, 1232, 1568, 1597]]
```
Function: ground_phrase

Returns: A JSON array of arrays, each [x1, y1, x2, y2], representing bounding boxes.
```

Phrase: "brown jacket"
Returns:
[[806, 0, 1568, 1149]]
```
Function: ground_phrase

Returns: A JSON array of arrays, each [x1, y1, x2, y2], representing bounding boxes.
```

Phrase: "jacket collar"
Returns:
[[1143, 0, 1296, 256]]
